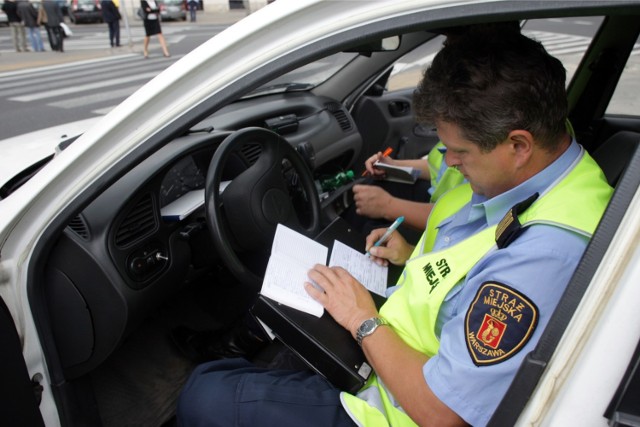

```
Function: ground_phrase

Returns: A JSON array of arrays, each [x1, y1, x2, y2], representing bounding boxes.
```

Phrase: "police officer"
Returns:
[[177, 29, 612, 427]]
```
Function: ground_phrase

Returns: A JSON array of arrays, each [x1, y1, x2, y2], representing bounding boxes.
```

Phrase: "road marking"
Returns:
[[10, 71, 158, 102], [48, 85, 143, 109], [0, 60, 165, 96], [0, 54, 139, 79]]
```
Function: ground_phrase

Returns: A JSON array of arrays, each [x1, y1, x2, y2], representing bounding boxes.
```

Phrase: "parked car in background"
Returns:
[[159, 0, 186, 21], [68, 0, 102, 23], [1, 1, 640, 426]]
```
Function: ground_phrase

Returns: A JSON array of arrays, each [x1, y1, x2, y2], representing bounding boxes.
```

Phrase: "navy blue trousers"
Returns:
[[177, 358, 356, 427]]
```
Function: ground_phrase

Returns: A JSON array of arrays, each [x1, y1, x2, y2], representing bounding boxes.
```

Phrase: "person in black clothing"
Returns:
[[2, 0, 28, 52], [101, 0, 121, 47], [38, 0, 65, 52], [140, 0, 170, 58]]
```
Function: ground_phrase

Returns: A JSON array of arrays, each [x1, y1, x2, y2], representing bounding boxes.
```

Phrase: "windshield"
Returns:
[[244, 52, 360, 98]]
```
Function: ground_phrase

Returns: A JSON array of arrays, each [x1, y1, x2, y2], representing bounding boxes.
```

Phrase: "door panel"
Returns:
[[0, 297, 45, 426], [351, 88, 440, 173]]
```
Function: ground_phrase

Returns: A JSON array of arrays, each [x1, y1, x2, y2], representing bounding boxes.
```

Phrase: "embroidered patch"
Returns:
[[465, 282, 538, 366]]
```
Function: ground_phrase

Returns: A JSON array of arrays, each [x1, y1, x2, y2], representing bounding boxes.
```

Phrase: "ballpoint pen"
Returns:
[[362, 147, 393, 176], [366, 216, 404, 257]]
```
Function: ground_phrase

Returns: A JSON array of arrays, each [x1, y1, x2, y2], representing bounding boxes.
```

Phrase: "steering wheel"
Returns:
[[205, 127, 322, 288]]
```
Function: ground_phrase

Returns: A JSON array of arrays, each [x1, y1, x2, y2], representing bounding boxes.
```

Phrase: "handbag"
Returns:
[[136, 7, 145, 19], [60, 22, 72, 37]]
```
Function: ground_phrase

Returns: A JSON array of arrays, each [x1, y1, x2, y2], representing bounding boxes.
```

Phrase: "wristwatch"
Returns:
[[356, 317, 388, 346]]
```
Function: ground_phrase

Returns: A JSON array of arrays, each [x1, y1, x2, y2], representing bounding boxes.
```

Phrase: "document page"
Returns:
[[373, 161, 420, 184], [260, 224, 327, 317], [328, 240, 387, 296]]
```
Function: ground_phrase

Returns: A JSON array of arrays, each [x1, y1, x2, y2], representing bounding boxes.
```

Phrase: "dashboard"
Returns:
[[42, 91, 365, 379]]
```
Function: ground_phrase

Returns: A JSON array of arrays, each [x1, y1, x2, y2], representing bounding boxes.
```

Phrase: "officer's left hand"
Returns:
[[305, 264, 378, 338]]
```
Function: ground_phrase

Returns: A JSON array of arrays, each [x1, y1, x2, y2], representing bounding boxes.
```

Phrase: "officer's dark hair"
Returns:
[[414, 28, 568, 153]]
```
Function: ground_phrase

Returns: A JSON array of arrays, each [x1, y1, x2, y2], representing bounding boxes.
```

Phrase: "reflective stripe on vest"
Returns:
[[341, 148, 613, 427]]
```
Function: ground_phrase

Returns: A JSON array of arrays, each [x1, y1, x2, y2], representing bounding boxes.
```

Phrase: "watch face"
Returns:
[[357, 317, 387, 345], [360, 318, 376, 334]]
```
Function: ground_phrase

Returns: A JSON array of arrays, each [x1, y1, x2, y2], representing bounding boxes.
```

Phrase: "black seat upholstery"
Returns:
[[591, 131, 640, 187]]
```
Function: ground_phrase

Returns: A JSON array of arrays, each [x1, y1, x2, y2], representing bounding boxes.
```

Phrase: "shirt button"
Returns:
[[444, 236, 451, 243]]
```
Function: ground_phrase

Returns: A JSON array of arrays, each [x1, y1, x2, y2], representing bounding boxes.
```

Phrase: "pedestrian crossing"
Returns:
[[60, 26, 188, 51], [0, 52, 180, 115], [0, 24, 195, 53], [524, 30, 640, 56]]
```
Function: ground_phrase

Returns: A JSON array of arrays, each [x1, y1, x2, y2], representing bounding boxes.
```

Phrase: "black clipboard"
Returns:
[[251, 217, 386, 393]]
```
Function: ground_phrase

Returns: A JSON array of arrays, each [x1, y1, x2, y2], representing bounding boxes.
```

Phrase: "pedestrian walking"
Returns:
[[187, 0, 197, 22], [2, 0, 28, 52], [101, 0, 121, 47], [16, 0, 44, 52], [140, 0, 170, 58], [38, 0, 65, 52]]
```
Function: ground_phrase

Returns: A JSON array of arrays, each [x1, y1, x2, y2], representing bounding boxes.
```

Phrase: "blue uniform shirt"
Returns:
[[422, 140, 588, 426]]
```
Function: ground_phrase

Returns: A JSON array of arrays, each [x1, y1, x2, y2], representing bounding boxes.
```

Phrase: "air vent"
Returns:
[[326, 102, 352, 131], [241, 142, 262, 165], [114, 194, 157, 248], [67, 214, 90, 239]]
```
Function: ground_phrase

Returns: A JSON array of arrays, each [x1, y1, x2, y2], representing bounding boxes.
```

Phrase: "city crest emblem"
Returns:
[[465, 282, 538, 366]]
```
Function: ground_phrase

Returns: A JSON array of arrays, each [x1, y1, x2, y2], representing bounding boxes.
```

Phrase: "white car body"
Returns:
[[1, 0, 639, 425]]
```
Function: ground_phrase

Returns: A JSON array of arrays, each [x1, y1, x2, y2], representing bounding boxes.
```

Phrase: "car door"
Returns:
[[349, 35, 446, 169], [0, 297, 45, 426], [352, 86, 439, 163]]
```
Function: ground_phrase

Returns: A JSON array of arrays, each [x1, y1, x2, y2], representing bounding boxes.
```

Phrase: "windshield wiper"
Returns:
[[244, 82, 315, 98]]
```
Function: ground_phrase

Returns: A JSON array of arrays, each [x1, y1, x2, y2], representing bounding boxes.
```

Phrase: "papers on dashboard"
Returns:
[[260, 224, 387, 317], [160, 189, 205, 221], [160, 181, 231, 221], [373, 161, 420, 184]]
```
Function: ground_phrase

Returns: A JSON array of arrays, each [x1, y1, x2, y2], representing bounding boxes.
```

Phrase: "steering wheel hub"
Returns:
[[262, 188, 292, 224]]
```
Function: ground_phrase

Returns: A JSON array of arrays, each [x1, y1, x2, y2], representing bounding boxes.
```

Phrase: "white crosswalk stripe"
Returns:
[[525, 30, 640, 56], [0, 53, 179, 113]]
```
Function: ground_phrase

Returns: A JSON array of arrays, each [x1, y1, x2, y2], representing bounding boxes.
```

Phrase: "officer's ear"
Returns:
[[507, 130, 534, 168]]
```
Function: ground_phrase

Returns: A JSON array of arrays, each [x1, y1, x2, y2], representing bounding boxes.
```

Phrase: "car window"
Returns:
[[387, 17, 603, 91], [606, 34, 640, 116]]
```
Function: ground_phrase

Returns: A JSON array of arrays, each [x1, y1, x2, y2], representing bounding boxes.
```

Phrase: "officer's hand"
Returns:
[[365, 227, 413, 266], [305, 265, 378, 338], [352, 184, 393, 219], [364, 151, 394, 177]]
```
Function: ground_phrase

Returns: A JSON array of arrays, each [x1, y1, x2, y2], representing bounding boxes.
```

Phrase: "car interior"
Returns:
[[17, 4, 640, 426]]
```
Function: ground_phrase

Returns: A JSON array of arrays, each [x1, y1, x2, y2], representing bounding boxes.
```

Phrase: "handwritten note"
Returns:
[[260, 224, 388, 317], [329, 240, 387, 296]]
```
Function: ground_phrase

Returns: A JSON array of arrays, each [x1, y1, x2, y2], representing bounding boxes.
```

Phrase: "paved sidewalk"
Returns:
[[0, 9, 247, 73]]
